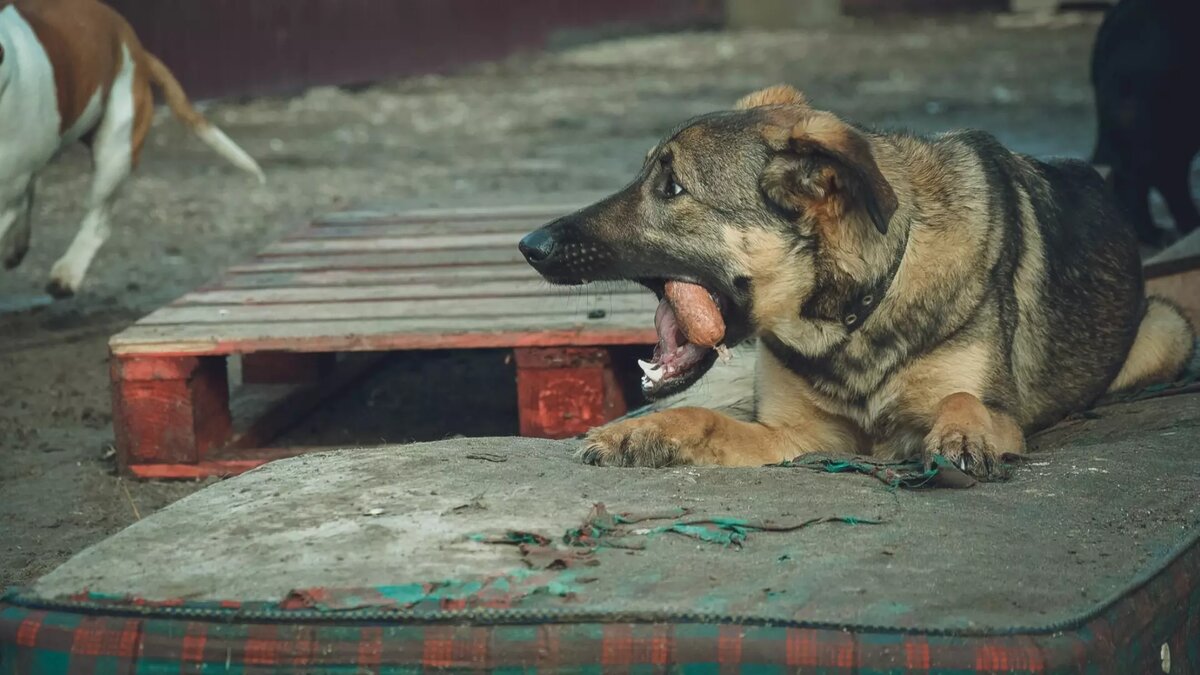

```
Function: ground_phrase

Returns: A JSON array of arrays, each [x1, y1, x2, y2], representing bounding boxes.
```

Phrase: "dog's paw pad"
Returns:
[[925, 426, 1005, 480], [44, 278, 77, 299], [580, 420, 681, 468]]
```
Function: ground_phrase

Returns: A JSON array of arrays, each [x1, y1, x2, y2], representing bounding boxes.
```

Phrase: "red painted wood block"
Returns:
[[514, 347, 627, 439], [110, 355, 232, 468]]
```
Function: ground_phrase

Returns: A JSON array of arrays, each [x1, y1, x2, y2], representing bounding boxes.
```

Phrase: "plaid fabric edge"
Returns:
[[2, 536, 1196, 674]]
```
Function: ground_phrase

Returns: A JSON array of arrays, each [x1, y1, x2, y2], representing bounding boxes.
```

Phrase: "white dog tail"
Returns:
[[142, 52, 265, 183]]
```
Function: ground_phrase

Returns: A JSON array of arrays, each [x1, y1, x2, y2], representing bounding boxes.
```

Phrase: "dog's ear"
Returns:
[[760, 113, 897, 235], [735, 84, 809, 110]]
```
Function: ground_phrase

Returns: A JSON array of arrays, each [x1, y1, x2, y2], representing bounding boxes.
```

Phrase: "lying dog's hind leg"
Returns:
[[581, 406, 862, 468], [0, 182, 34, 269], [1107, 297, 1195, 393], [924, 392, 1025, 481], [47, 47, 136, 298]]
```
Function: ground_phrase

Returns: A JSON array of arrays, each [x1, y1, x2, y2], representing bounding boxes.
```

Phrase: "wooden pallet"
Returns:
[[109, 205, 657, 479]]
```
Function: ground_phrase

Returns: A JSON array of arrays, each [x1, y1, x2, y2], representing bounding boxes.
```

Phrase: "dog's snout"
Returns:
[[519, 228, 557, 264]]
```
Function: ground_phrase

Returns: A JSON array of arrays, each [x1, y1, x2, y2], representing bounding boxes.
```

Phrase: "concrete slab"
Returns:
[[30, 392, 1200, 633]]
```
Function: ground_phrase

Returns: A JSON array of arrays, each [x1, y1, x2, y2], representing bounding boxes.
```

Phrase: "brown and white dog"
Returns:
[[0, 0, 264, 297]]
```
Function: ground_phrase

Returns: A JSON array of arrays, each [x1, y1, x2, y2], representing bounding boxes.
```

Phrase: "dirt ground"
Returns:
[[0, 12, 1141, 587]]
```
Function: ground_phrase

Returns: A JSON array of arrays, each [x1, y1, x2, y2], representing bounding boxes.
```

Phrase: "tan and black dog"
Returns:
[[519, 85, 1195, 479]]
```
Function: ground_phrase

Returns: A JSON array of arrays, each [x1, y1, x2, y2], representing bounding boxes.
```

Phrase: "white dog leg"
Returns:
[[46, 46, 134, 298]]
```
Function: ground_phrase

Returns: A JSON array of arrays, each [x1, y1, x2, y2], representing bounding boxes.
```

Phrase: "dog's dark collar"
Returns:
[[802, 239, 907, 335]]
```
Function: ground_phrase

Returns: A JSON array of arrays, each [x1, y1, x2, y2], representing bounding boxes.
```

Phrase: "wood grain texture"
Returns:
[[110, 355, 232, 467], [111, 323, 658, 356], [110, 204, 661, 473], [515, 347, 627, 438]]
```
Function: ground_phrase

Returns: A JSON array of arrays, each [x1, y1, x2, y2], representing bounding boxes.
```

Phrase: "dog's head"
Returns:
[[520, 85, 898, 397]]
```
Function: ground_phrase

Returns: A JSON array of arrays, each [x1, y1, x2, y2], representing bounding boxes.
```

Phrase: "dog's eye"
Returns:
[[663, 173, 685, 198]]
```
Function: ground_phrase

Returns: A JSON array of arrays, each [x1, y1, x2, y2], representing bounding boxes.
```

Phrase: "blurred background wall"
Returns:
[[107, 0, 1109, 100], [105, 0, 724, 100]]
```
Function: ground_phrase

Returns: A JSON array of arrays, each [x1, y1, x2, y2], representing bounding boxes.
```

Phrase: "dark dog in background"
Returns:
[[1091, 0, 1200, 248]]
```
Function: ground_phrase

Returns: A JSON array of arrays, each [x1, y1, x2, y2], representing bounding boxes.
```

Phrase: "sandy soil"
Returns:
[[0, 14, 1119, 587]]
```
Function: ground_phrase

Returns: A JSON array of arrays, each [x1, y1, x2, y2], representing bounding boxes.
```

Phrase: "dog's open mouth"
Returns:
[[636, 281, 726, 397]]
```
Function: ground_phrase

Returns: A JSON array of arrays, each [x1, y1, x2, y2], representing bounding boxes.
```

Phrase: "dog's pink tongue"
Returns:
[[652, 297, 712, 376], [654, 298, 684, 352]]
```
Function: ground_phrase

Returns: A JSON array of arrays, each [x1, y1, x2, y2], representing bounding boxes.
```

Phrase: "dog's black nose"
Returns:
[[519, 229, 556, 264]]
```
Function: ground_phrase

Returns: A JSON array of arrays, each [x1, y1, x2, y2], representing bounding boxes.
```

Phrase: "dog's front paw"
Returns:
[[46, 263, 82, 299], [924, 424, 1013, 481], [924, 393, 1023, 481], [580, 416, 686, 468]]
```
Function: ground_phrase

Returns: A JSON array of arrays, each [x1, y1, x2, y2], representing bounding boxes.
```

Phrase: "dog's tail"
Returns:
[[1107, 296, 1196, 393], [142, 52, 266, 183]]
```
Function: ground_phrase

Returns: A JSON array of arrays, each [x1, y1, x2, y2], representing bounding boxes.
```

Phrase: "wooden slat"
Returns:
[[110, 202, 665, 357], [315, 203, 577, 225], [243, 249, 526, 267], [299, 220, 543, 238], [140, 294, 658, 325], [217, 266, 549, 289], [179, 280, 646, 305], [111, 320, 657, 355], [260, 232, 521, 256]]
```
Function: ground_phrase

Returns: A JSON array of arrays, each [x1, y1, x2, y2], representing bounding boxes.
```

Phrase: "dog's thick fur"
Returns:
[[520, 85, 1195, 478], [0, 0, 263, 297]]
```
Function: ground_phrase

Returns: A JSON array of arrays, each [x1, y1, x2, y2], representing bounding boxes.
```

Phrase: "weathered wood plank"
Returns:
[[141, 294, 658, 325], [313, 203, 576, 225], [245, 249, 526, 267], [111, 320, 657, 355], [123, 309, 652, 340], [180, 280, 646, 305], [217, 266, 552, 289], [298, 222, 535, 239], [260, 232, 522, 256]]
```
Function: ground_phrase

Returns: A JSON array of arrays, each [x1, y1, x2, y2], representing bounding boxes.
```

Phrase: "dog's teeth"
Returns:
[[716, 345, 732, 363], [637, 359, 666, 383], [637, 359, 662, 379]]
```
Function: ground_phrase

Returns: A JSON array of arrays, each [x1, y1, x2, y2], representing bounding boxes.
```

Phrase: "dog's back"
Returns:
[[8, 0, 133, 145], [1002, 153, 1145, 426]]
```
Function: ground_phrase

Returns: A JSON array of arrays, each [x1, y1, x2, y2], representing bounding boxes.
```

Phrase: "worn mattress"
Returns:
[[2, 386, 1198, 673]]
